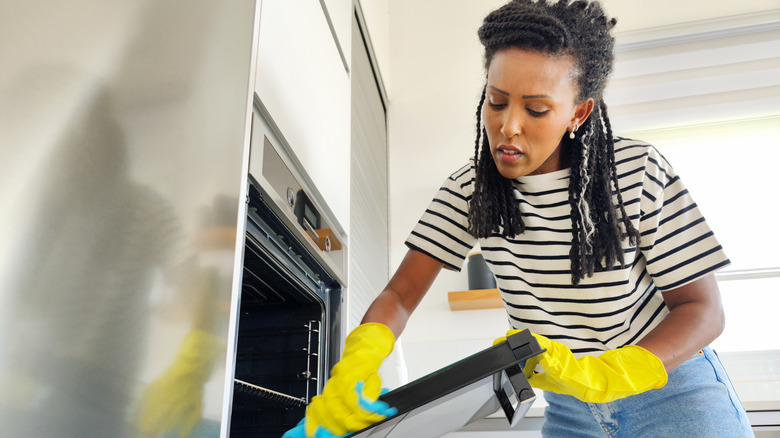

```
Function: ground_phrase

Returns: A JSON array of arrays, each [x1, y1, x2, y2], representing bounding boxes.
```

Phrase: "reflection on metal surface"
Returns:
[[0, 1, 256, 436]]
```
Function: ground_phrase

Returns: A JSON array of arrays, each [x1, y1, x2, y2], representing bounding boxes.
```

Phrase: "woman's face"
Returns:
[[483, 48, 593, 179]]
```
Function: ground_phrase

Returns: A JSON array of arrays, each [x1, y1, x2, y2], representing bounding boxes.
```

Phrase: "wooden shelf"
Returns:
[[447, 288, 503, 311]]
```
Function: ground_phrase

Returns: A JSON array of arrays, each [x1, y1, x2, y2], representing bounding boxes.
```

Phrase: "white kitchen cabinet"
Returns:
[[255, 0, 351, 233], [323, 0, 352, 71]]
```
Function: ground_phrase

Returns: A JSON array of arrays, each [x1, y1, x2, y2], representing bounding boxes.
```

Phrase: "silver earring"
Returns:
[[569, 130, 576, 139]]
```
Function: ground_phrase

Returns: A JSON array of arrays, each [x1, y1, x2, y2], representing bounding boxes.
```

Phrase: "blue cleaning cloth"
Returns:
[[356, 382, 397, 418], [281, 383, 397, 438], [281, 418, 340, 438]]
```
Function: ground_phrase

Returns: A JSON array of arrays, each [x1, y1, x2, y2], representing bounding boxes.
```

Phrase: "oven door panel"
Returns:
[[351, 330, 544, 437]]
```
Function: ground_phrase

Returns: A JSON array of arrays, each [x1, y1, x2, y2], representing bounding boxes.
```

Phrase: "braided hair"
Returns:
[[469, 0, 639, 285]]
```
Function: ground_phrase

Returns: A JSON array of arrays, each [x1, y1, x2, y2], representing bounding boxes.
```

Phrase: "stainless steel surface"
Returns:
[[249, 100, 349, 286], [0, 1, 257, 436]]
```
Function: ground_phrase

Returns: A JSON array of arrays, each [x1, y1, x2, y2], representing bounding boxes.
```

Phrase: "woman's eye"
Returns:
[[488, 101, 506, 110], [527, 108, 549, 117]]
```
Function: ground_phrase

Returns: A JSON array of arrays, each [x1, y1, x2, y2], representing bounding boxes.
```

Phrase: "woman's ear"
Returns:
[[572, 97, 595, 126]]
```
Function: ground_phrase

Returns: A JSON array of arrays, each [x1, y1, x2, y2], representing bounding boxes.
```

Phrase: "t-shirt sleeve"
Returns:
[[638, 147, 730, 291], [404, 162, 478, 271]]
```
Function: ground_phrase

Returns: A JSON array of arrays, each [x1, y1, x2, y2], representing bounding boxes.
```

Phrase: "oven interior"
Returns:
[[229, 182, 341, 437]]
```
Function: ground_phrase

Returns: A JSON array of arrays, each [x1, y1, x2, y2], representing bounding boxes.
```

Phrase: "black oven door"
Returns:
[[350, 329, 545, 437]]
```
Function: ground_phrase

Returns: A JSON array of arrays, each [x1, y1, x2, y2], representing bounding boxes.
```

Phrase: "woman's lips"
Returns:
[[497, 145, 523, 163]]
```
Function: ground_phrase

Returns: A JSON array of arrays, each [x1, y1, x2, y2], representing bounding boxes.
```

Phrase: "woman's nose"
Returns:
[[500, 109, 522, 138]]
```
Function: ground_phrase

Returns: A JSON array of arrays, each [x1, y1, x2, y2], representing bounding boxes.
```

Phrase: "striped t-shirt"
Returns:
[[405, 138, 730, 355]]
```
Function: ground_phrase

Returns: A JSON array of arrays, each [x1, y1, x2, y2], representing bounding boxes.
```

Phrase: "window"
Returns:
[[610, 14, 780, 412], [634, 118, 780, 352]]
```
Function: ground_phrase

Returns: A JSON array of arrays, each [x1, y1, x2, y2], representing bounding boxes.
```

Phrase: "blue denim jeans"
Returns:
[[541, 347, 754, 437]]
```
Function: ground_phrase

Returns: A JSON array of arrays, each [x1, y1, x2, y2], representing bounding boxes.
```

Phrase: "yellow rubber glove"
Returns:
[[495, 330, 667, 403], [137, 329, 222, 437], [304, 323, 395, 437]]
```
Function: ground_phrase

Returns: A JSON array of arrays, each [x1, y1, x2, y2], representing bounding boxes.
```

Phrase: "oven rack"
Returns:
[[234, 379, 307, 407], [237, 326, 319, 338], [236, 349, 318, 359]]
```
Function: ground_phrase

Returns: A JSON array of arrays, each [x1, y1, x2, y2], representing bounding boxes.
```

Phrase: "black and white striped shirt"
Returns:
[[405, 138, 730, 355]]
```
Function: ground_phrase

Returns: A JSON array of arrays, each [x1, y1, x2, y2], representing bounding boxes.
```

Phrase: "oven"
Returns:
[[227, 100, 347, 437]]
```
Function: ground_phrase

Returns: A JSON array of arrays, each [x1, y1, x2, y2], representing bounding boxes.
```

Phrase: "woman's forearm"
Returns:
[[359, 249, 444, 339], [637, 274, 725, 372], [361, 287, 413, 338]]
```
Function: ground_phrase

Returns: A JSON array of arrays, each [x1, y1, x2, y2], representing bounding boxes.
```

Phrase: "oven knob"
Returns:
[[286, 187, 295, 208], [324, 236, 332, 252]]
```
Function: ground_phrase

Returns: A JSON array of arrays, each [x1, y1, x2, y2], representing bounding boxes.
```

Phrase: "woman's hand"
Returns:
[[285, 250, 443, 437], [286, 323, 397, 438], [495, 331, 667, 403], [533, 333, 667, 403]]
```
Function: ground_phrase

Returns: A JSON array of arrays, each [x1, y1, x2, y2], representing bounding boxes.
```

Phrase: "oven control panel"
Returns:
[[248, 99, 347, 286]]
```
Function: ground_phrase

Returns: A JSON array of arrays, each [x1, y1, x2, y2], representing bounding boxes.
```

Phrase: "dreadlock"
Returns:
[[469, 0, 639, 285]]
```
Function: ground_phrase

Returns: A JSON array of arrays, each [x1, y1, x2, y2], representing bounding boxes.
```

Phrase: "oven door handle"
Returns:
[[494, 362, 537, 427], [302, 217, 321, 244]]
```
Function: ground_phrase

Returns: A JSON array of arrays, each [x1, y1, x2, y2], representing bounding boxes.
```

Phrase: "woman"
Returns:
[[290, 0, 753, 436]]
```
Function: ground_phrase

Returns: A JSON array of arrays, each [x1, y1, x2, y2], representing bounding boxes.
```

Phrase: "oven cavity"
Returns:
[[229, 183, 340, 437]]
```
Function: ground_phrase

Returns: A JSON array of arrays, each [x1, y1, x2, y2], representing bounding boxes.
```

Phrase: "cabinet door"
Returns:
[[323, 0, 351, 71], [255, 0, 351, 232]]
